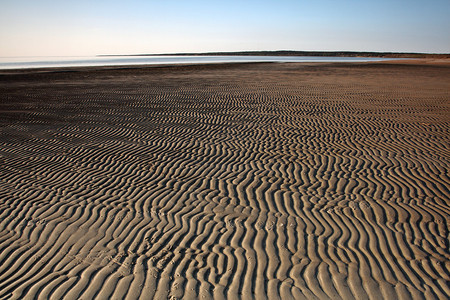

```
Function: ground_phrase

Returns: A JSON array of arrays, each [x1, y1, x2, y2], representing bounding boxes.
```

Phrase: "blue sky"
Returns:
[[1, 0, 449, 56]]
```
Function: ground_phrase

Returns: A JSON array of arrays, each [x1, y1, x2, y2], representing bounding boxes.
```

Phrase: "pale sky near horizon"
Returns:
[[1, 0, 449, 57]]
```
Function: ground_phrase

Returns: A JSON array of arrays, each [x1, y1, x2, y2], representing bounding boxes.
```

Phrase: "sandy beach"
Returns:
[[0, 61, 449, 299]]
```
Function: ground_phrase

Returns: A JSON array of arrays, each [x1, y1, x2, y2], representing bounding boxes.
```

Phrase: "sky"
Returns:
[[1, 0, 449, 57]]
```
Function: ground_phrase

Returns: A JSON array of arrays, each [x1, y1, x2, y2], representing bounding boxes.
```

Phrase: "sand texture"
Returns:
[[0, 62, 449, 299]]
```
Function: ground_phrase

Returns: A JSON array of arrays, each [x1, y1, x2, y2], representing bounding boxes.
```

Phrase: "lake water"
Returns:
[[0, 55, 397, 70]]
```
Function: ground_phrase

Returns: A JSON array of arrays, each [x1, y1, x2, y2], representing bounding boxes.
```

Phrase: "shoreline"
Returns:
[[0, 55, 430, 72], [1, 58, 449, 75]]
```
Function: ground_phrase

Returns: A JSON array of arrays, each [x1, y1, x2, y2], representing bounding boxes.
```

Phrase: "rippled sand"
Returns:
[[0, 61, 449, 299]]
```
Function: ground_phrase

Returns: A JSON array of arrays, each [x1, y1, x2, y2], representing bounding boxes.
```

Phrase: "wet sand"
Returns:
[[0, 61, 449, 299]]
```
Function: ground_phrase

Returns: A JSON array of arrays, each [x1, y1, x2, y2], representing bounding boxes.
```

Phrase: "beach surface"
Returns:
[[0, 61, 449, 299]]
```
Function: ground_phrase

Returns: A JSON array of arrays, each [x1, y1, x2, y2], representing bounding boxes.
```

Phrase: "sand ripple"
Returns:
[[0, 63, 449, 299]]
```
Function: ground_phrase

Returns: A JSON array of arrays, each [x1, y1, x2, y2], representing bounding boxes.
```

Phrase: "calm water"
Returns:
[[0, 55, 396, 70]]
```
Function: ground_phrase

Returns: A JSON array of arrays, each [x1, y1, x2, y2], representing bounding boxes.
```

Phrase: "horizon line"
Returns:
[[98, 50, 450, 58]]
